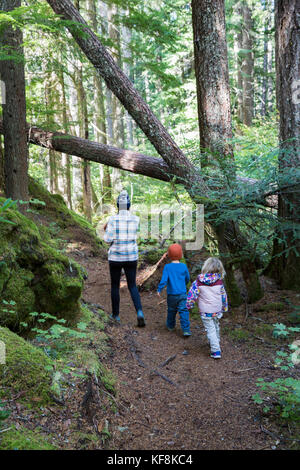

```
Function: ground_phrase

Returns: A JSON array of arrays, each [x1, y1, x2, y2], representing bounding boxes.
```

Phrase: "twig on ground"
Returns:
[[130, 346, 147, 368], [81, 372, 94, 418], [159, 354, 177, 368], [0, 427, 12, 433], [150, 369, 177, 387], [49, 393, 65, 406]]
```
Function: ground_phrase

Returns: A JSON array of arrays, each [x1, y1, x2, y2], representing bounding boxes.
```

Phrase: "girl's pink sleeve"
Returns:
[[186, 280, 200, 310], [221, 285, 228, 312]]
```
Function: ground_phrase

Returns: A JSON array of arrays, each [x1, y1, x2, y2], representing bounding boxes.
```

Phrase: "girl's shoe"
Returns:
[[167, 327, 175, 332], [137, 310, 146, 327], [210, 350, 221, 359]]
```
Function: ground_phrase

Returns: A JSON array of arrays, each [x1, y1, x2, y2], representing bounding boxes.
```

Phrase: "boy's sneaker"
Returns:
[[183, 331, 192, 337], [109, 314, 121, 323], [167, 327, 175, 332], [210, 350, 221, 359], [137, 310, 146, 327]]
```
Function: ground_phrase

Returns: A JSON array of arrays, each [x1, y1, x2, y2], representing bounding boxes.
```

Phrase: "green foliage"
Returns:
[[254, 377, 300, 420], [253, 322, 300, 420], [0, 199, 18, 225], [273, 323, 300, 340], [29, 311, 88, 359], [0, 426, 56, 450], [0, 401, 10, 427]]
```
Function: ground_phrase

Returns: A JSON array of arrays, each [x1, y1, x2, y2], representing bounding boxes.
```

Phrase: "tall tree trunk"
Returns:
[[261, 0, 270, 117], [192, 0, 262, 303], [76, 66, 92, 222], [0, 0, 28, 204], [192, 0, 234, 162], [44, 73, 60, 194], [241, 2, 255, 126], [87, 0, 112, 206], [236, 2, 244, 122], [0, 137, 4, 192], [58, 66, 73, 209], [269, 0, 300, 291], [107, 2, 123, 195]]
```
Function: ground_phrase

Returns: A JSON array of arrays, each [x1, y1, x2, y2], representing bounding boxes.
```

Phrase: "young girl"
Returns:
[[186, 257, 228, 359]]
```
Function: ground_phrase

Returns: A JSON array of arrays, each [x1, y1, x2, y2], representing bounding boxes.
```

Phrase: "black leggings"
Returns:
[[109, 260, 142, 316]]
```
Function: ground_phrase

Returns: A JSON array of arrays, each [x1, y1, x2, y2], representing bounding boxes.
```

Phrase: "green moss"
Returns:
[[143, 249, 166, 265], [0, 426, 56, 450], [225, 326, 251, 342], [97, 363, 116, 394], [0, 327, 53, 405], [0, 200, 84, 331], [28, 178, 102, 253], [257, 302, 286, 312]]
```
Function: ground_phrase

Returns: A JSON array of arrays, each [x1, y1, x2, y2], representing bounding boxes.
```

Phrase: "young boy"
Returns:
[[157, 243, 191, 337]]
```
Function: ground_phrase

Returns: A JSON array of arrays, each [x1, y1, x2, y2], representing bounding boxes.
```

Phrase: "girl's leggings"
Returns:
[[109, 260, 142, 316], [201, 316, 221, 353]]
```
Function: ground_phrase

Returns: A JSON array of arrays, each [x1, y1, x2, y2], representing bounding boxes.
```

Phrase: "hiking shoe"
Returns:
[[210, 351, 221, 359], [167, 327, 175, 332], [183, 331, 192, 337], [137, 310, 146, 327], [109, 314, 120, 323]]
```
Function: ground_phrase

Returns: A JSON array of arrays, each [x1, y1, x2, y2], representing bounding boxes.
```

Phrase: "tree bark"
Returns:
[[269, 0, 300, 291], [58, 65, 73, 209], [241, 2, 255, 126], [0, 0, 28, 203], [5, 123, 172, 182], [192, 0, 234, 161], [0, 136, 4, 193]]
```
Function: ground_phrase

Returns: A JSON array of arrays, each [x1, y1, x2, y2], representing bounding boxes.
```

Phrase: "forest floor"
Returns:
[[3, 218, 299, 452], [64, 230, 300, 451]]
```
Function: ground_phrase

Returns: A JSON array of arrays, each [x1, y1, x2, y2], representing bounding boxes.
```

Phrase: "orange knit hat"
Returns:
[[167, 243, 183, 261]]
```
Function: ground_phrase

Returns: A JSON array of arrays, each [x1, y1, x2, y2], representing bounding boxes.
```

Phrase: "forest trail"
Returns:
[[67, 237, 280, 451]]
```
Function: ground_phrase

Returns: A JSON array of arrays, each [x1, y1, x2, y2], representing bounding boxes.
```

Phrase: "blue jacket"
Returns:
[[157, 262, 190, 295]]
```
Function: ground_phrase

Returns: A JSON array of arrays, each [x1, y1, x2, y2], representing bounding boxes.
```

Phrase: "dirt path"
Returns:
[[68, 241, 281, 451]]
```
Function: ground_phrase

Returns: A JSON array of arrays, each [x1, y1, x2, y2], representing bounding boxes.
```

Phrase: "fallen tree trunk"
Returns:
[[0, 120, 278, 209], [24, 123, 173, 183]]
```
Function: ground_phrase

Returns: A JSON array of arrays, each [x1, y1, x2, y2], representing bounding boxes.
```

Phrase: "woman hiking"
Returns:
[[103, 190, 145, 327]]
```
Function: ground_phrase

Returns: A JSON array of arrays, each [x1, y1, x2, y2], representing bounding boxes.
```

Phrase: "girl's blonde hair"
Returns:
[[201, 257, 226, 278]]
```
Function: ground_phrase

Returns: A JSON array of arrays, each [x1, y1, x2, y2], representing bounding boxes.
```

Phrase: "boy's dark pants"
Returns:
[[166, 294, 190, 332]]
